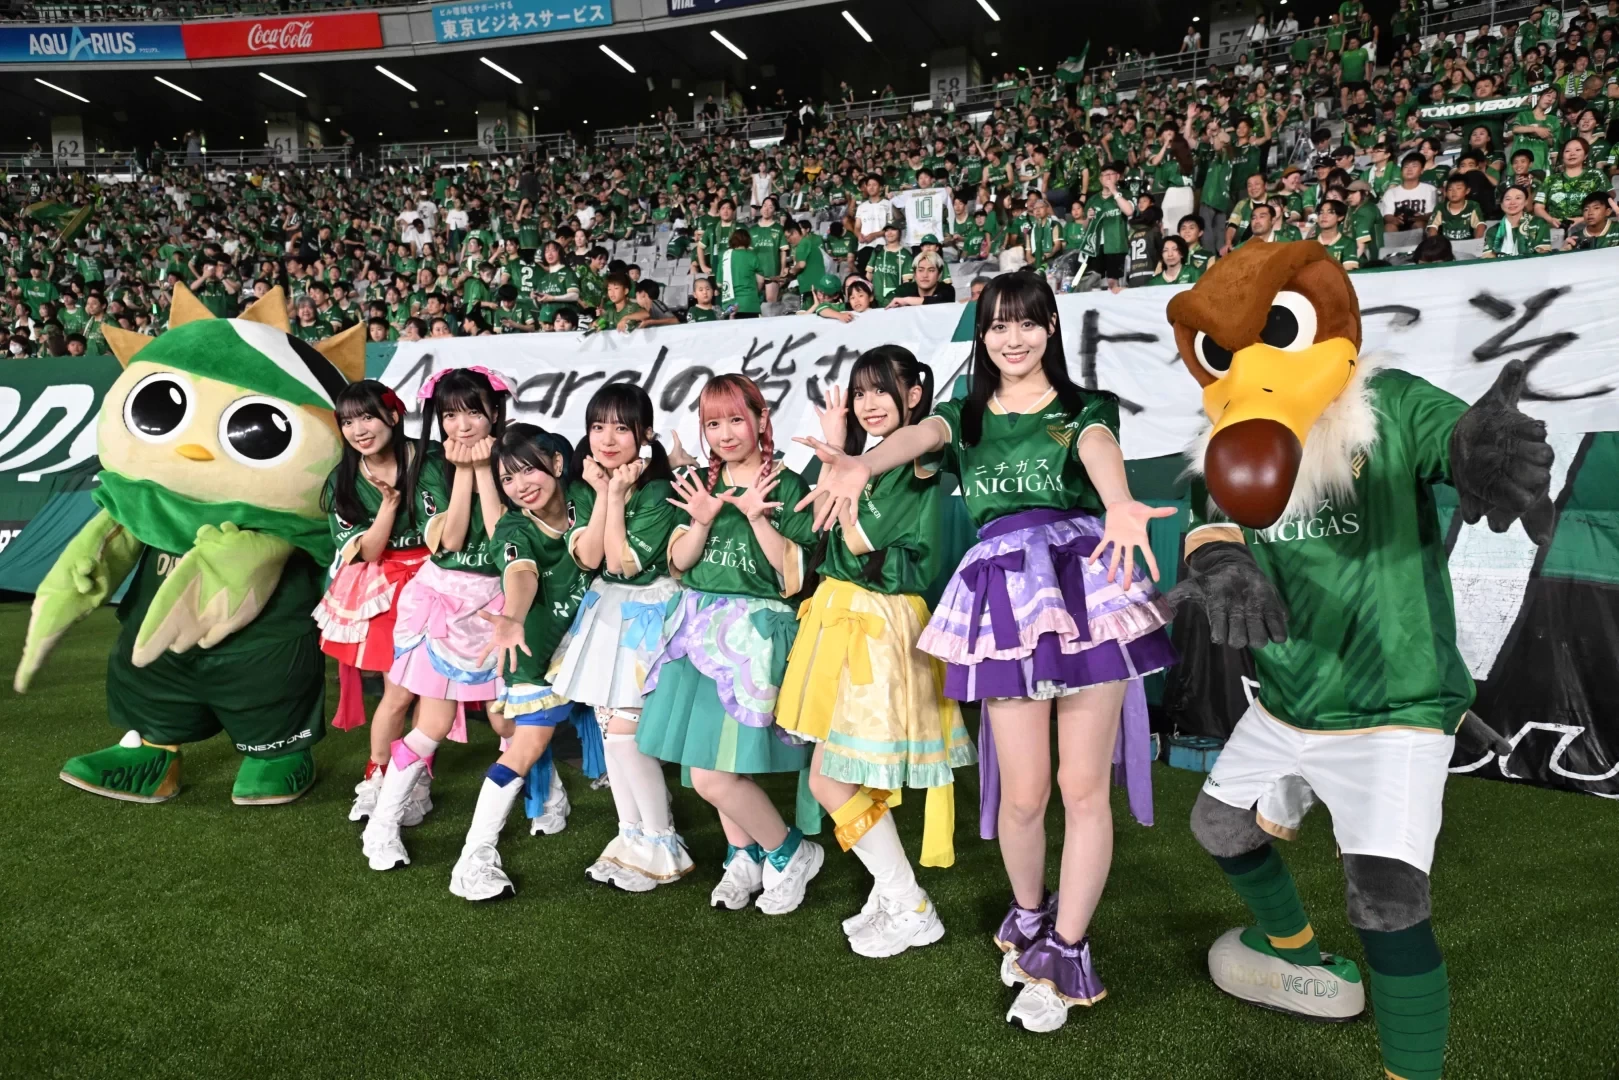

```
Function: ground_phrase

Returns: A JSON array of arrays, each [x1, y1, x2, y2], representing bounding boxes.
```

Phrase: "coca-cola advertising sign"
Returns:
[[181, 12, 380, 59]]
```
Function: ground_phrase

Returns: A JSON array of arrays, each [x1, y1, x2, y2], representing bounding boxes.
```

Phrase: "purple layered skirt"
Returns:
[[916, 507, 1179, 831]]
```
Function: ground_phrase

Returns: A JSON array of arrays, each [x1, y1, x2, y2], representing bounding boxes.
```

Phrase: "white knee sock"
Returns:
[[850, 811, 923, 906], [462, 764, 522, 855], [603, 733, 644, 828], [611, 737, 674, 833]]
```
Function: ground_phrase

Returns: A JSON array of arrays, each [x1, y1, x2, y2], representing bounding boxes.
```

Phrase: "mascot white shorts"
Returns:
[[1202, 703, 1455, 873]]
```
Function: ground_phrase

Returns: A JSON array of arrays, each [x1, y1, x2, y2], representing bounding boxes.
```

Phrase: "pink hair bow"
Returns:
[[417, 364, 516, 401]]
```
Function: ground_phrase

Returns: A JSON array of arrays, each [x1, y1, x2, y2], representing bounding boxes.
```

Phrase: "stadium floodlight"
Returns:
[[599, 43, 636, 73], [375, 65, 417, 92], [258, 71, 307, 98], [840, 10, 872, 43], [710, 30, 747, 60], [976, 0, 1001, 20], [154, 76, 201, 102], [34, 78, 89, 103], [480, 56, 523, 84]]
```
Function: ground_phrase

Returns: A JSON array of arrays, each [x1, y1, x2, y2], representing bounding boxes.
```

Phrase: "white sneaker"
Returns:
[[530, 785, 570, 836], [349, 767, 384, 822], [710, 853, 764, 910], [362, 830, 409, 872], [609, 864, 657, 893], [848, 894, 945, 958], [756, 839, 824, 916], [590, 772, 612, 791], [1001, 950, 1030, 987], [841, 884, 880, 937], [585, 858, 617, 884], [1006, 982, 1071, 1033], [449, 845, 515, 902]]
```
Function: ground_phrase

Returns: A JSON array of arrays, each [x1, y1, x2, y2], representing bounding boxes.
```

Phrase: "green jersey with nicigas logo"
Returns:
[[566, 477, 679, 586], [818, 464, 943, 596], [928, 389, 1120, 529], [671, 465, 818, 599], [1190, 368, 1474, 735], [425, 459, 500, 576], [491, 503, 590, 685]]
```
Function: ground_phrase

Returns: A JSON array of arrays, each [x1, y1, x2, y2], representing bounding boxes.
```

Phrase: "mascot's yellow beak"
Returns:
[[1199, 338, 1357, 527], [175, 444, 215, 462]]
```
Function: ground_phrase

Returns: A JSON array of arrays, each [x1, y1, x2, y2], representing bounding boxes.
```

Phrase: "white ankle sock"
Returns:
[[850, 811, 923, 906], [603, 733, 643, 826], [462, 769, 522, 855]]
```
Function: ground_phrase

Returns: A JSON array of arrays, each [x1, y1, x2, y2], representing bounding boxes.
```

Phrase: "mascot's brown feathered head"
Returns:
[[1165, 240, 1363, 529]]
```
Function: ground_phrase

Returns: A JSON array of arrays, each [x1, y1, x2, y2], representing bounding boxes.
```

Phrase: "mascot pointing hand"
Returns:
[[15, 285, 363, 806], [1165, 241, 1554, 1080]]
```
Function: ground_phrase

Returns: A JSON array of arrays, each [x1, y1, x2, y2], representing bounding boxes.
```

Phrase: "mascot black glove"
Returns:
[[1167, 540, 1289, 650], [1450, 359, 1557, 546]]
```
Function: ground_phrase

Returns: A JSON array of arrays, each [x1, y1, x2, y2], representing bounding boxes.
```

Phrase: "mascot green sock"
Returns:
[[1212, 845, 1323, 966], [17, 284, 367, 806]]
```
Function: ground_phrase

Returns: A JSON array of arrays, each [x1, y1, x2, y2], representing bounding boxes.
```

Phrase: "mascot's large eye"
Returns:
[[1193, 330, 1234, 377], [123, 371, 195, 443], [218, 396, 301, 468], [1258, 290, 1319, 352]]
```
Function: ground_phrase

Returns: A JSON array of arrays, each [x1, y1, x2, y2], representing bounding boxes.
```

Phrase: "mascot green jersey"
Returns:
[[14, 284, 366, 806], [1164, 241, 1555, 1080]]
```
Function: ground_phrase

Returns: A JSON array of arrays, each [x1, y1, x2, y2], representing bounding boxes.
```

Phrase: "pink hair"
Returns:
[[698, 374, 774, 491]]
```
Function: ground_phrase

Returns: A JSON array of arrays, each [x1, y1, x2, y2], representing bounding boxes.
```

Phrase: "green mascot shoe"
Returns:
[[60, 730, 182, 803], [232, 748, 316, 806]]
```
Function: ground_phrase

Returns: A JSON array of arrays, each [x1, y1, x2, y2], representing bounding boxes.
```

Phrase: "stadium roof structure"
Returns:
[[0, 0, 1196, 152]]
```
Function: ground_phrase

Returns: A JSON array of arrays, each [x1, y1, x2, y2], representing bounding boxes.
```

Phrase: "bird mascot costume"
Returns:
[[1163, 241, 1554, 1080], [14, 285, 363, 806]]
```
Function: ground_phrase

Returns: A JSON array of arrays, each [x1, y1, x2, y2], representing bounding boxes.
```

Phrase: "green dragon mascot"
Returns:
[[14, 284, 365, 805]]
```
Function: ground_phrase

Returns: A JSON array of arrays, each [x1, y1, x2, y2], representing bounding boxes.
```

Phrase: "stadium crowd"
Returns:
[[6, 0, 1619, 357]]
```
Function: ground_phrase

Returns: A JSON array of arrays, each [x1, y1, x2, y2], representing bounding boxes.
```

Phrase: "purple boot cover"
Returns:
[[993, 890, 1058, 954], [1013, 930, 1107, 1006]]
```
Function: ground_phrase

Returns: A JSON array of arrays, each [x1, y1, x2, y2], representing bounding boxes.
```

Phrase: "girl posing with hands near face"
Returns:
[[548, 384, 694, 892], [776, 348, 977, 958], [362, 366, 513, 872], [798, 274, 1177, 1031], [636, 374, 826, 915], [448, 424, 591, 901], [314, 380, 436, 824]]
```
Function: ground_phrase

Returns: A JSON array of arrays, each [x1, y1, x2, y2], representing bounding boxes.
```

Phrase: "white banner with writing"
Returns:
[[377, 248, 1619, 468]]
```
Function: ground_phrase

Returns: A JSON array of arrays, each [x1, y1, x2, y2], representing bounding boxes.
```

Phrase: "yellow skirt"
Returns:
[[777, 578, 976, 866]]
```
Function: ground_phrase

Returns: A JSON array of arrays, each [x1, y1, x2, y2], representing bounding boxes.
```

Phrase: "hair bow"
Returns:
[[417, 364, 516, 401]]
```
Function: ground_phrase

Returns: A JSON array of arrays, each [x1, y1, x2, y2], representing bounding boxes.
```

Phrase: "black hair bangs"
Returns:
[[497, 423, 561, 480], [977, 272, 1057, 338], [334, 379, 400, 425]]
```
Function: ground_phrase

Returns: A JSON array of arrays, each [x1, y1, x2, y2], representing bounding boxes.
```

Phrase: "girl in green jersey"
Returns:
[[314, 381, 430, 824], [800, 273, 1177, 1033], [638, 375, 825, 915], [448, 424, 590, 902], [777, 348, 976, 958], [362, 366, 512, 873], [551, 384, 693, 892]]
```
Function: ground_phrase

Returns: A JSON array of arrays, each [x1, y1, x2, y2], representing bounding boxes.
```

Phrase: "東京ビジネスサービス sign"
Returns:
[[431, 0, 611, 43]]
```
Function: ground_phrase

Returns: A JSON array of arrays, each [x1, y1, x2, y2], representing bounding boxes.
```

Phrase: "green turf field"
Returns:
[[2, 604, 1615, 1080]]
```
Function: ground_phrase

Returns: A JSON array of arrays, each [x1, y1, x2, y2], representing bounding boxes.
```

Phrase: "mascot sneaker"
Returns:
[[757, 839, 824, 916], [1208, 926, 1365, 1021], [59, 731, 181, 803], [710, 851, 765, 911], [449, 845, 516, 902], [848, 894, 945, 958], [232, 749, 315, 806]]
